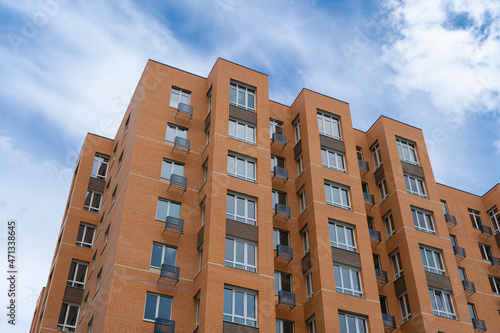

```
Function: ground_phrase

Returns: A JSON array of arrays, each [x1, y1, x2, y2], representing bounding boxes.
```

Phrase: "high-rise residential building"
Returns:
[[30, 58, 500, 333]]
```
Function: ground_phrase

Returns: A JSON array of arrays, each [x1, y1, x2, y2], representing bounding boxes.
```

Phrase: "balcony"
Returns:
[[472, 318, 486, 332], [157, 264, 180, 286], [490, 257, 500, 271], [462, 280, 476, 296], [155, 318, 175, 333], [277, 290, 296, 309], [445, 214, 457, 228], [175, 102, 193, 121], [479, 224, 493, 238], [172, 136, 190, 156], [363, 192, 375, 207], [375, 269, 388, 286], [162, 216, 184, 237], [167, 174, 187, 194], [274, 203, 291, 222], [273, 166, 289, 184], [453, 246, 466, 261], [358, 159, 369, 174], [382, 314, 396, 331], [271, 132, 287, 149], [369, 229, 381, 246], [275, 244, 293, 264]]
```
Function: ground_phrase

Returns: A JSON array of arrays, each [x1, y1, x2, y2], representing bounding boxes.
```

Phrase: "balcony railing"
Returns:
[[363, 192, 375, 206], [472, 318, 486, 332], [275, 244, 293, 263], [176, 102, 193, 120], [479, 224, 493, 238], [168, 174, 187, 194], [274, 203, 291, 221], [273, 166, 289, 183], [172, 136, 190, 156], [271, 132, 287, 148], [358, 159, 369, 173], [491, 256, 500, 271], [445, 214, 457, 228], [375, 269, 388, 286], [163, 216, 184, 236], [382, 314, 396, 330], [453, 246, 466, 261], [277, 290, 296, 309], [462, 280, 476, 295], [369, 229, 381, 245], [155, 318, 175, 333], [157, 264, 180, 286]]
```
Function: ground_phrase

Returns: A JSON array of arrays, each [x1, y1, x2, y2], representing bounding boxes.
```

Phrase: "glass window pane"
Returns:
[[236, 241, 244, 263], [165, 126, 175, 142], [163, 247, 176, 266], [247, 126, 254, 142], [247, 201, 255, 220], [67, 305, 79, 326], [338, 314, 346, 332], [227, 195, 234, 216], [341, 190, 349, 206], [91, 193, 101, 209], [156, 200, 167, 221], [225, 239, 234, 262], [337, 225, 345, 245], [342, 268, 351, 290], [247, 244, 255, 266], [238, 91, 245, 105], [229, 121, 236, 137], [230, 86, 236, 104], [223, 289, 232, 314], [144, 294, 157, 320], [158, 296, 172, 319], [151, 244, 163, 267], [236, 158, 245, 176], [347, 316, 356, 333], [161, 161, 172, 179], [237, 123, 245, 139], [169, 202, 181, 218], [325, 184, 332, 203], [329, 224, 336, 243], [321, 150, 327, 165], [248, 94, 254, 109], [75, 265, 86, 282], [248, 162, 255, 179], [234, 291, 244, 316], [332, 187, 341, 204], [173, 163, 184, 176], [247, 294, 255, 318], [334, 265, 341, 288]]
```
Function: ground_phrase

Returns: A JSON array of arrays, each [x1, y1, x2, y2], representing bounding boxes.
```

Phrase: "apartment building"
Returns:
[[29, 58, 500, 333]]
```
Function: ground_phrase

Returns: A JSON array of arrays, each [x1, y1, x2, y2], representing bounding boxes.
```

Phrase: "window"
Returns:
[[412, 207, 435, 234], [356, 146, 363, 160], [397, 138, 419, 165], [272, 190, 287, 207], [305, 270, 313, 299], [199, 245, 203, 273], [203, 160, 208, 183], [229, 118, 255, 144], [82, 295, 88, 317], [228, 153, 256, 182], [271, 155, 285, 170], [468, 303, 477, 320], [373, 254, 381, 270], [391, 250, 403, 279], [91, 253, 96, 272], [276, 319, 294, 333], [230, 81, 255, 111], [143, 293, 172, 322], [57, 303, 79, 332], [84, 190, 102, 213], [87, 316, 93, 333], [458, 267, 467, 282], [274, 271, 292, 294], [76, 223, 95, 248], [429, 288, 456, 319], [95, 269, 102, 295], [169, 86, 191, 109], [195, 294, 200, 327], [378, 179, 388, 201], [124, 115, 130, 136], [420, 246, 445, 275], [111, 187, 117, 207], [380, 296, 388, 315], [293, 118, 301, 143], [450, 234, 457, 247], [302, 226, 310, 254], [399, 292, 411, 322], [489, 275, 500, 294], [307, 317, 316, 333], [67, 261, 87, 288], [404, 174, 426, 197], [112, 144, 117, 163], [118, 152, 123, 171], [298, 188, 306, 212], [273, 229, 289, 249], [165, 123, 188, 143], [317, 110, 341, 140], [441, 200, 449, 215], [226, 193, 256, 225], [367, 216, 375, 230], [334, 264, 362, 297], [488, 206, 500, 234], [225, 237, 256, 272], [270, 119, 284, 138], [201, 199, 206, 226], [104, 226, 109, 247], [478, 243, 493, 261], [384, 212, 395, 239], [205, 126, 210, 146], [469, 209, 482, 229], [329, 221, 356, 252], [321, 147, 345, 172], [223, 287, 257, 327], [150, 243, 177, 269], [156, 198, 181, 221], [371, 142, 381, 169], [325, 182, 350, 209], [91, 154, 109, 180], [161, 159, 184, 180], [207, 88, 212, 114], [296, 154, 303, 175], [338, 312, 367, 333]]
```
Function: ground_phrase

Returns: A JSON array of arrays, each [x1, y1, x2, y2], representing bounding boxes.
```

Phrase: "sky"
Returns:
[[0, 0, 499, 331]]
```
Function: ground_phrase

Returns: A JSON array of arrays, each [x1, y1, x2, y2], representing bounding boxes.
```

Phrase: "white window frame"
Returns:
[[302, 227, 310, 254], [298, 188, 306, 213], [397, 138, 419, 165], [329, 221, 356, 252], [293, 118, 301, 143], [307, 317, 316, 333], [317, 110, 341, 140], [296, 154, 304, 175], [371, 142, 381, 169], [91, 154, 109, 180], [338, 312, 367, 333], [228, 118, 255, 144], [391, 250, 403, 279], [378, 179, 388, 201], [228, 152, 256, 182], [384, 212, 395, 239], [169, 86, 191, 109], [429, 288, 456, 319], [230, 82, 255, 111], [143, 293, 173, 322], [95, 269, 102, 295], [165, 123, 188, 143], [321, 147, 345, 172], [223, 286, 257, 327], [225, 237, 257, 272], [67, 261, 88, 289], [276, 319, 294, 333], [334, 264, 363, 297], [226, 192, 256, 225], [420, 246, 445, 275], [270, 119, 284, 138], [324, 181, 351, 209], [84, 190, 102, 213], [161, 159, 184, 180], [274, 271, 292, 294], [305, 270, 313, 299], [156, 198, 181, 221], [478, 243, 493, 261], [441, 200, 449, 215], [76, 223, 95, 248], [488, 206, 500, 234], [489, 275, 500, 294], [57, 302, 80, 332], [150, 242, 177, 269], [399, 292, 411, 323], [356, 146, 363, 160], [404, 174, 426, 197], [412, 207, 435, 234], [469, 208, 483, 229]]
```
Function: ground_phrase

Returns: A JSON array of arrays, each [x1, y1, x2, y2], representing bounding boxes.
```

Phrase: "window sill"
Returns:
[[228, 174, 256, 183], [331, 245, 358, 254], [433, 313, 457, 321], [224, 264, 257, 274], [229, 102, 256, 113], [228, 136, 256, 146], [322, 165, 347, 173], [326, 202, 351, 211], [415, 228, 437, 235]]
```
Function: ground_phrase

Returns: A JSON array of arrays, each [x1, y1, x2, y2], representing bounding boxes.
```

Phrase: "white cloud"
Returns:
[[494, 139, 500, 154]]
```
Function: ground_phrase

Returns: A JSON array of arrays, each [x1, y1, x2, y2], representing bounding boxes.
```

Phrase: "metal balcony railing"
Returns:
[[154, 318, 175, 333], [275, 244, 293, 263], [382, 314, 396, 330], [369, 229, 381, 245], [168, 174, 187, 194], [277, 290, 296, 308], [479, 224, 493, 238], [453, 246, 466, 261], [375, 269, 388, 286], [271, 132, 287, 148], [176, 102, 193, 120], [274, 203, 291, 220], [358, 159, 369, 172], [462, 280, 476, 295], [172, 136, 190, 156], [273, 166, 289, 183], [445, 214, 457, 228], [363, 192, 375, 206], [472, 318, 486, 332], [163, 216, 184, 236], [157, 264, 180, 286], [491, 256, 500, 271]]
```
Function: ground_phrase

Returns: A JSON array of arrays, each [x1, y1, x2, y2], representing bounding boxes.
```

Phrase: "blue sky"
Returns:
[[0, 0, 499, 331]]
